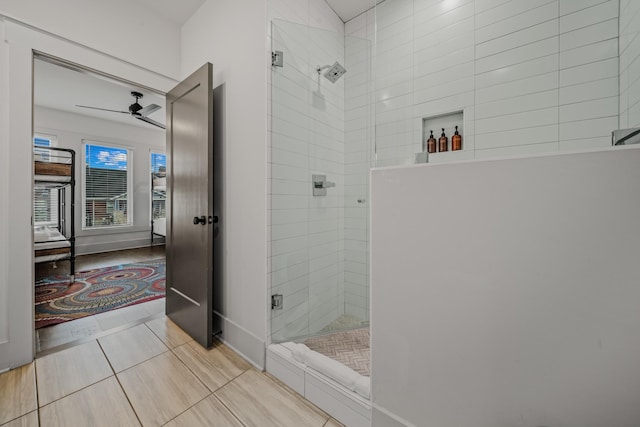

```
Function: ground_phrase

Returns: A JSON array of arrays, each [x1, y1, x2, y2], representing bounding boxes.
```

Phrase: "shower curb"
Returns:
[[266, 343, 371, 427]]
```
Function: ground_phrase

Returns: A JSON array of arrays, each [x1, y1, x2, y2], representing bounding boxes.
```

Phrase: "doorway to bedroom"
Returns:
[[32, 55, 168, 354]]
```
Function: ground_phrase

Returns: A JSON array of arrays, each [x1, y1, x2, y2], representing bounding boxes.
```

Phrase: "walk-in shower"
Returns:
[[269, 17, 373, 400], [317, 61, 347, 83]]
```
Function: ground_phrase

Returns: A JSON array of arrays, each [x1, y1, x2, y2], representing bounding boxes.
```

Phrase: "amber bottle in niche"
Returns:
[[427, 130, 437, 153], [438, 128, 448, 152], [452, 125, 462, 151]]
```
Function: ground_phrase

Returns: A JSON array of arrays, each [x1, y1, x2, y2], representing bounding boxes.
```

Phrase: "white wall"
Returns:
[[0, 19, 12, 361], [35, 106, 165, 254], [181, 0, 269, 367], [620, 0, 640, 128], [375, 0, 619, 166], [371, 147, 640, 426], [0, 0, 181, 79]]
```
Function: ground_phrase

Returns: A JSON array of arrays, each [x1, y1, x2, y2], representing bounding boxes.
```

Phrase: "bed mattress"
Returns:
[[153, 218, 166, 236], [34, 225, 70, 249], [35, 253, 71, 263], [34, 174, 72, 183]]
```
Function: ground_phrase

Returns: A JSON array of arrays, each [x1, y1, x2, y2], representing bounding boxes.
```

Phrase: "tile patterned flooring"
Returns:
[[1, 316, 344, 427], [304, 327, 370, 377]]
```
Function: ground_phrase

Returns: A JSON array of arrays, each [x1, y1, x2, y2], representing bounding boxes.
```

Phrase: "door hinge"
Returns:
[[272, 51, 283, 67], [271, 294, 283, 310]]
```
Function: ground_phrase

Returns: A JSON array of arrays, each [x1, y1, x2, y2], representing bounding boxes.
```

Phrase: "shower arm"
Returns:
[[317, 65, 331, 74]]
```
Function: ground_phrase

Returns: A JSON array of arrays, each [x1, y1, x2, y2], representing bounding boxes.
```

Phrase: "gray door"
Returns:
[[166, 63, 214, 348]]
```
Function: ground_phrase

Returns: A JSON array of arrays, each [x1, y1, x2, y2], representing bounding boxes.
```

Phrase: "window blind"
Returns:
[[151, 152, 166, 220], [84, 143, 130, 228]]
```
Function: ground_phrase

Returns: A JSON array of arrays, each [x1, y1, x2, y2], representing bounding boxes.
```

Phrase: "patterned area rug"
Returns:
[[35, 259, 165, 329], [304, 327, 370, 376]]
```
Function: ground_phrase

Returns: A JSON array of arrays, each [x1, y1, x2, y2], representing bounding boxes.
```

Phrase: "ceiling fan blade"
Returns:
[[138, 103, 161, 116], [76, 105, 129, 114], [136, 115, 166, 130]]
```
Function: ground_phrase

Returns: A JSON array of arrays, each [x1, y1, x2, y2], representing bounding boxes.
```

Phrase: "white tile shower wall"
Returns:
[[559, 0, 619, 150], [375, 0, 416, 167], [375, 0, 620, 164], [344, 11, 374, 321], [309, 24, 346, 335], [268, 0, 347, 342], [620, 0, 640, 128]]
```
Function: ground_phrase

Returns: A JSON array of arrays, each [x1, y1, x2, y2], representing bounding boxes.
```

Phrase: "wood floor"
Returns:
[[35, 246, 167, 354], [35, 245, 166, 279], [1, 317, 344, 427]]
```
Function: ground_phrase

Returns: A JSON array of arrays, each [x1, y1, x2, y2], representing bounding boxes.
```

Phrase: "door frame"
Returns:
[[0, 19, 177, 370]]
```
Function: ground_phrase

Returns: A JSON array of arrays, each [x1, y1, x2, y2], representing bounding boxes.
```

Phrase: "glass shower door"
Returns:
[[270, 18, 371, 344]]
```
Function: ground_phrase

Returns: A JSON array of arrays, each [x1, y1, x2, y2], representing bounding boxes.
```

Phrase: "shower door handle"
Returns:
[[193, 216, 206, 225]]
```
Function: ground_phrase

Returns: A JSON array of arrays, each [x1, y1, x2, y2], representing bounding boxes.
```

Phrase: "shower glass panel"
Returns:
[[270, 19, 373, 343]]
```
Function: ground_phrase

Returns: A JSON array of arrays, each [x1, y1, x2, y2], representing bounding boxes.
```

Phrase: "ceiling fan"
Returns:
[[76, 91, 165, 129]]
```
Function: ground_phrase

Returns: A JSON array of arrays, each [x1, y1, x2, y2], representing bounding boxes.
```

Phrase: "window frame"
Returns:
[[81, 140, 134, 230]]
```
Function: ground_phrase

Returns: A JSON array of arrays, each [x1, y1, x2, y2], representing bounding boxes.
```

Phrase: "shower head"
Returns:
[[317, 61, 347, 83]]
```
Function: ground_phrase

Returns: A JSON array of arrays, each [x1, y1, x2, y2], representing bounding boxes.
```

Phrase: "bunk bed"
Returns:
[[151, 169, 166, 243], [34, 146, 75, 282]]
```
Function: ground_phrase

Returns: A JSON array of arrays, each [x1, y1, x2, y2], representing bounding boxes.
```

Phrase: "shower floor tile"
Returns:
[[303, 327, 370, 376], [319, 314, 367, 333]]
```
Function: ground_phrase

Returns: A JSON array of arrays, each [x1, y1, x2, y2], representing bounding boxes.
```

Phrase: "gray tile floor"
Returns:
[[2, 316, 344, 427]]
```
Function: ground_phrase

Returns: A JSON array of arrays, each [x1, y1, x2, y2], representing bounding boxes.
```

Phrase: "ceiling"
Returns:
[[34, 59, 166, 131], [134, 0, 207, 25], [33, 1, 376, 128], [325, 0, 379, 22], [136, 0, 376, 25]]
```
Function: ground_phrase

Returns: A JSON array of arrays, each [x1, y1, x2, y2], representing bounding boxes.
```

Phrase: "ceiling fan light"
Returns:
[[129, 102, 143, 114], [76, 91, 164, 129]]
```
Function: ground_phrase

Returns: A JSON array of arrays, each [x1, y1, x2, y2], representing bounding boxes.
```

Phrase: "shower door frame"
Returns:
[[269, 18, 373, 345]]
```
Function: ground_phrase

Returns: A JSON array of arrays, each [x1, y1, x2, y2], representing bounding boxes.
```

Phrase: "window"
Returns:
[[33, 134, 58, 225], [150, 152, 167, 220], [83, 142, 132, 229]]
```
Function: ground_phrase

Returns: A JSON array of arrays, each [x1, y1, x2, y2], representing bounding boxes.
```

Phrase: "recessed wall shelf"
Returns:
[[418, 110, 465, 163]]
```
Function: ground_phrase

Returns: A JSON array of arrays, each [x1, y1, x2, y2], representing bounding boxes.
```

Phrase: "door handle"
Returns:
[[193, 216, 206, 225], [208, 216, 219, 224]]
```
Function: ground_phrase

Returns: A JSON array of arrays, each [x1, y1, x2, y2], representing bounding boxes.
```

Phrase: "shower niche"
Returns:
[[420, 110, 470, 163]]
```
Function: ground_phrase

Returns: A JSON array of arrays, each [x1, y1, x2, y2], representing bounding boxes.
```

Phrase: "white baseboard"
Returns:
[[213, 311, 265, 370], [371, 405, 414, 427], [266, 344, 371, 427], [75, 239, 159, 255], [266, 343, 306, 395]]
